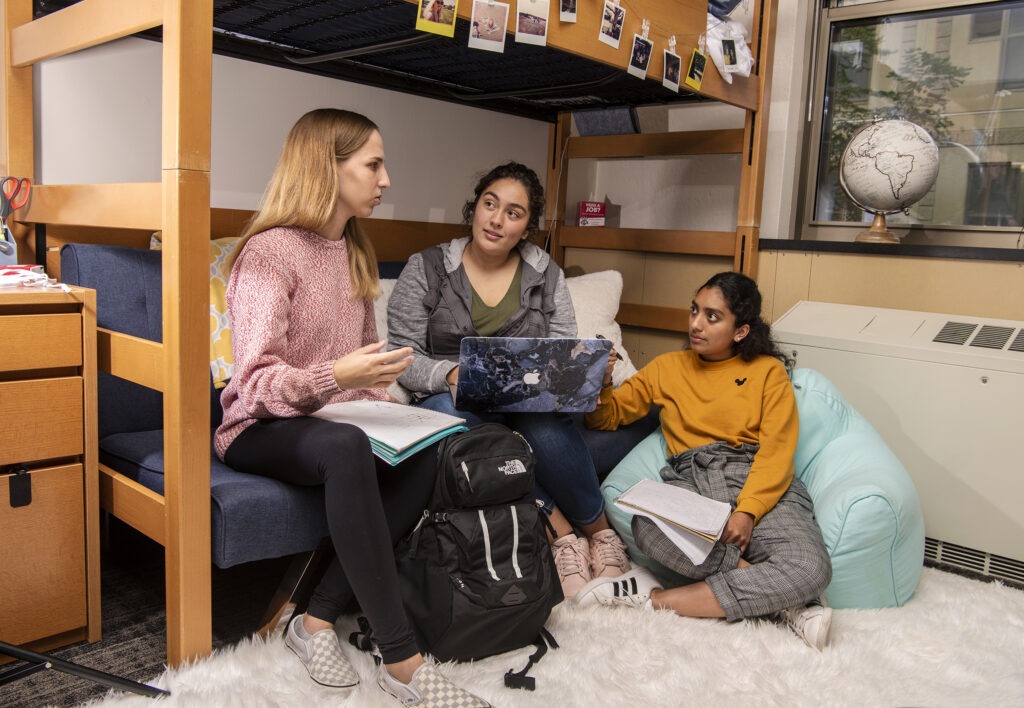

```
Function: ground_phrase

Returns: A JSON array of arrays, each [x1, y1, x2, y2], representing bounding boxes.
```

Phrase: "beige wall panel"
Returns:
[[758, 251, 1024, 324], [625, 327, 687, 368], [805, 255, 1024, 321], [621, 330, 643, 368], [765, 251, 813, 322], [563, 248, 646, 303], [642, 254, 732, 309], [757, 250, 779, 322]]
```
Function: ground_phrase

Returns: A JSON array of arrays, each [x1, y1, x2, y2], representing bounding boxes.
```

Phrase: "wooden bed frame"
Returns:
[[1, 0, 776, 666]]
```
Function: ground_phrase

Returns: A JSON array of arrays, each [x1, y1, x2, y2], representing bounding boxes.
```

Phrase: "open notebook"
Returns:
[[453, 336, 612, 413], [312, 400, 467, 466]]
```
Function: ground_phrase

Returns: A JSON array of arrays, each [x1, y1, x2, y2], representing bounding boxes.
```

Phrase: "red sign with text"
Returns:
[[577, 201, 606, 226]]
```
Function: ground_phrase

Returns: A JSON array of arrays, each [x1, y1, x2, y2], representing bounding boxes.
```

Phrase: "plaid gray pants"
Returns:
[[632, 441, 832, 621]]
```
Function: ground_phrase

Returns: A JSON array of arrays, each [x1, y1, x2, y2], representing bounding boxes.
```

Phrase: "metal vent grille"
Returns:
[[969, 325, 1016, 350], [1010, 330, 1024, 353], [989, 554, 1024, 585], [924, 537, 1024, 586], [933, 321, 977, 345]]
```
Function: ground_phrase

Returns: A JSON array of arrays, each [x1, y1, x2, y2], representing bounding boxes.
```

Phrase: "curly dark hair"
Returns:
[[461, 162, 546, 237], [697, 271, 792, 367]]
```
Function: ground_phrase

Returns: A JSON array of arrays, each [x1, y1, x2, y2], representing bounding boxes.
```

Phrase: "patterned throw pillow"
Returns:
[[151, 234, 238, 389], [208, 238, 238, 389]]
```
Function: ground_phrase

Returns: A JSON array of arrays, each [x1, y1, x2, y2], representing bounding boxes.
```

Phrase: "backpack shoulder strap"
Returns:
[[503, 628, 559, 691]]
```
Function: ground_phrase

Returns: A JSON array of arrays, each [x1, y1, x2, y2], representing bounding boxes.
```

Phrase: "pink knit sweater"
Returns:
[[214, 227, 387, 460]]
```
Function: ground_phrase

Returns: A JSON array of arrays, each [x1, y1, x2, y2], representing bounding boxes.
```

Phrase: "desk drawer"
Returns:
[[0, 314, 82, 372], [0, 464, 87, 645], [0, 378, 84, 466]]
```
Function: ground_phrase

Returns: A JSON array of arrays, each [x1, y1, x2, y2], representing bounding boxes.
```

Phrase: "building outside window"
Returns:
[[804, 0, 1024, 248]]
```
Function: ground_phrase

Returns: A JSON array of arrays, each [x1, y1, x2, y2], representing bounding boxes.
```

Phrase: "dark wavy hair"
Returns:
[[697, 271, 792, 367], [462, 162, 546, 238]]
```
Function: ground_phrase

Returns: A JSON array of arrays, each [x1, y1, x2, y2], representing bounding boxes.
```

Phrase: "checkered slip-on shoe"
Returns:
[[377, 661, 491, 707], [284, 614, 360, 688]]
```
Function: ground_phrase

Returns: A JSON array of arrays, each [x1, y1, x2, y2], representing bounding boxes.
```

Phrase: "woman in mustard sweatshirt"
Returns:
[[577, 271, 834, 650]]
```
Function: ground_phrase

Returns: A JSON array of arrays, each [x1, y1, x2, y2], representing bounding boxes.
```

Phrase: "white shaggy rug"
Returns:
[[83, 568, 1024, 707]]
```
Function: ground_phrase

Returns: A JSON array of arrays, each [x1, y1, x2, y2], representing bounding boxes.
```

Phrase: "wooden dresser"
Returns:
[[0, 285, 100, 653]]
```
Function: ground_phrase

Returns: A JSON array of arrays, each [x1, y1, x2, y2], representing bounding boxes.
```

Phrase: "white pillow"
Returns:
[[564, 270, 638, 385], [374, 278, 397, 345], [374, 278, 410, 403], [373, 269, 637, 390]]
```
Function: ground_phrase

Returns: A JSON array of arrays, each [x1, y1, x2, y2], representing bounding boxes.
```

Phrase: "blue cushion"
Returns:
[[579, 408, 661, 481], [378, 261, 406, 279], [788, 368, 924, 608], [601, 367, 925, 609], [100, 430, 328, 568], [62, 244, 165, 437]]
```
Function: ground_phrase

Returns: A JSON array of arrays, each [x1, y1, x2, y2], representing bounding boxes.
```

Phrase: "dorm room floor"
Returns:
[[3, 521, 1019, 708], [1, 521, 290, 708]]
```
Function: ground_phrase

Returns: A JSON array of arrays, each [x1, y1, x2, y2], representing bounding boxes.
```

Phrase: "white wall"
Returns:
[[36, 37, 550, 224], [757, 0, 812, 241]]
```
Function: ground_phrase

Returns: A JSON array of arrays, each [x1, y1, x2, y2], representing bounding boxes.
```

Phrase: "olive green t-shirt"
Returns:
[[470, 260, 524, 336]]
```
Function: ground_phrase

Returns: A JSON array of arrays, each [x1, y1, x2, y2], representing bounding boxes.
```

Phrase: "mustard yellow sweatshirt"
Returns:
[[586, 350, 798, 523]]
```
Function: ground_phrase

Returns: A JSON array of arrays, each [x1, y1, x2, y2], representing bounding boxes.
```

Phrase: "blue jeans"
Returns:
[[418, 392, 606, 526]]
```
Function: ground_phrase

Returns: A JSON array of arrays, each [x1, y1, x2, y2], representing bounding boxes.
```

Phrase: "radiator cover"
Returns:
[[773, 301, 1024, 582]]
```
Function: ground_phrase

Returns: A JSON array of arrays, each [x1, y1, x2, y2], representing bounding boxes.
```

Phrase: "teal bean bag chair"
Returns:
[[600, 367, 925, 609]]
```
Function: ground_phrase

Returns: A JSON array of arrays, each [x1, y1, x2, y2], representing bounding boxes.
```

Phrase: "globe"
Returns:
[[838, 119, 940, 243]]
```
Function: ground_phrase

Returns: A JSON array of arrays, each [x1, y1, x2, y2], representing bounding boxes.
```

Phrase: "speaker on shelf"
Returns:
[[571, 106, 639, 136]]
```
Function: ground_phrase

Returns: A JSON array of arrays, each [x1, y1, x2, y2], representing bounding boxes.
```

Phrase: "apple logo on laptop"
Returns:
[[523, 371, 541, 386]]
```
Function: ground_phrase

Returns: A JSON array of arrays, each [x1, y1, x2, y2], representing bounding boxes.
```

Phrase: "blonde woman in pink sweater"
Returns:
[[215, 109, 489, 707]]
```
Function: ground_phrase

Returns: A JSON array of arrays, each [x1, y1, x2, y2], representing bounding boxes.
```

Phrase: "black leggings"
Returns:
[[224, 416, 436, 664]]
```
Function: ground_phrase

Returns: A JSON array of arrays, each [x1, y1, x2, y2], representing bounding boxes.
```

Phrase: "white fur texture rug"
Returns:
[[84, 568, 1024, 707]]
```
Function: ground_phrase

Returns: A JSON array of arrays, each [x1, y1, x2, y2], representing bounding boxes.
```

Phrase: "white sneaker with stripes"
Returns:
[[780, 597, 832, 650], [574, 566, 662, 610]]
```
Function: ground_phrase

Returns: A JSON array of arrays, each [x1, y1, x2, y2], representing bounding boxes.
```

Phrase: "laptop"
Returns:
[[453, 336, 613, 413]]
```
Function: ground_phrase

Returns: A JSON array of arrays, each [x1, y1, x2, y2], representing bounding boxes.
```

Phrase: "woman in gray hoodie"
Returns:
[[387, 162, 632, 601]]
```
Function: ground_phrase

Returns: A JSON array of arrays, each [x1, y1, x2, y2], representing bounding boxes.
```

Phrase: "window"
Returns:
[[803, 0, 1024, 248], [970, 11, 1002, 41]]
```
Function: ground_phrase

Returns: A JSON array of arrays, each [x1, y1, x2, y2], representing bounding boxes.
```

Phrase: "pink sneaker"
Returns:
[[589, 529, 631, 578], [551, 534, 592, 600]]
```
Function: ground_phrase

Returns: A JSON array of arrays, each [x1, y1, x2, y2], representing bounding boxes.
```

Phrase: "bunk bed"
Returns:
[[1, 0, 777, 666]]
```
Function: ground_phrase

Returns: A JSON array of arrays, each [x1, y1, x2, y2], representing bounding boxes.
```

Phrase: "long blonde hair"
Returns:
[[225, 108, 381, 300]]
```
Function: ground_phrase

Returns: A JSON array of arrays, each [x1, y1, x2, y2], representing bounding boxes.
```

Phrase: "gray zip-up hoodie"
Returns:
[[387, 236, 576, 398]]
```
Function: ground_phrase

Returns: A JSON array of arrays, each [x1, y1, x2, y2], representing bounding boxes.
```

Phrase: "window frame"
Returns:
[[798, 0, 1024, 251]]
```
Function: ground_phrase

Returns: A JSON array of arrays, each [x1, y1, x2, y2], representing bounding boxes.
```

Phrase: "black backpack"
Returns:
[[353, 422, 562, 689]]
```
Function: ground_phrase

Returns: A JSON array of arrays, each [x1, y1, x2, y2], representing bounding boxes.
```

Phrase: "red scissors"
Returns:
[[0, 176, 32, 225]]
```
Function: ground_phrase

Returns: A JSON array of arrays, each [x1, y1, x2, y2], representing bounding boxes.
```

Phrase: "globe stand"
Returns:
[[855, 213, 899, 244]]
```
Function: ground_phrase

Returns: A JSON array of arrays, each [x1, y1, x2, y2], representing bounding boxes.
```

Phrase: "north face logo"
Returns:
[[500, 459, 528, 476]]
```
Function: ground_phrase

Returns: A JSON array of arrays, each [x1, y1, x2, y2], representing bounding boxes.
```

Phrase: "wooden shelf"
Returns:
[[560, 226, 739, 257], [566, 130, 745, 160], [617, 303, 690, 333]]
